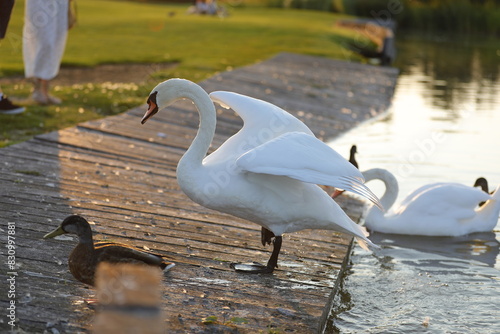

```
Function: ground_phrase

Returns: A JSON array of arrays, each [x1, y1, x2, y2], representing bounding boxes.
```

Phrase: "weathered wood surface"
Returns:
[[0, 53, 398, 333]]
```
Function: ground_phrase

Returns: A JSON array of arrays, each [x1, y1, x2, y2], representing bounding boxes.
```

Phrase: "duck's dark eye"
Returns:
[[63, 223, 79, 234]]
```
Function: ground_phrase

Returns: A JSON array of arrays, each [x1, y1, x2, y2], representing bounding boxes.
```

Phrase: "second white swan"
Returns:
[[363, 168, 500, 236]]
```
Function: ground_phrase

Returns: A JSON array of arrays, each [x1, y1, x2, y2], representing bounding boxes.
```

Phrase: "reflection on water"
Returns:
[[329, 36, 500, 211], [393, 35, 500, 112], [369, 232, 500, 268], [327, 240, 500, 334], [327, 36, 500, 333]]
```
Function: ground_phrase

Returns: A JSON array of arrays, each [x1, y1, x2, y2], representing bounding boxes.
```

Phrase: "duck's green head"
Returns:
[[473, 177, 488, 193]]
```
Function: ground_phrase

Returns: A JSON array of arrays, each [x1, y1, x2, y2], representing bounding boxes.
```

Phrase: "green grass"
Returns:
[[0, 0, 372, 147]]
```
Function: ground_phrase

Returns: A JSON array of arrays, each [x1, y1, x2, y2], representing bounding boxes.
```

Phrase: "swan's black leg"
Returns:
[[261, 227, 275, 246], [266, 235, 282, 270], [231, 234, 283, 274]]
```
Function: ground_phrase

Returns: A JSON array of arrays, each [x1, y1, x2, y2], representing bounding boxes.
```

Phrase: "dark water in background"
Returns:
[[325, 36, 500, 333]]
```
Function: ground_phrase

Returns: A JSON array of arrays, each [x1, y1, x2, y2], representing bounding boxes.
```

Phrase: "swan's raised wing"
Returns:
[[236, 132, 383, 209], [209, 91, 314, 136]]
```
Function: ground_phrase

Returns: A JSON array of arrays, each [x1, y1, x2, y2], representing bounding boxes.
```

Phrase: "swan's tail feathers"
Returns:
[[492, 185, 500, 200], [337, 175, 384, 211], [356, 237, 381, 251], [352, 224, 380, 251]]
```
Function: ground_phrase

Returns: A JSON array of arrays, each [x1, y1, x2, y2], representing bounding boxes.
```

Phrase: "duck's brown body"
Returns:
[[44, 215, 174, 286]]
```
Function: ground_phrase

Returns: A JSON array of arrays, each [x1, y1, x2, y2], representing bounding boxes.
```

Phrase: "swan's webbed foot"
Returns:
[[230, 262, 275, 274], [230, 234, 282, 274]]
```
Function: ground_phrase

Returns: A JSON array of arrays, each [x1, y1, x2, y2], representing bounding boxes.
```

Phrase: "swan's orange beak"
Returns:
[[141, 102, 158, 124], [141, 91, 159, 125]]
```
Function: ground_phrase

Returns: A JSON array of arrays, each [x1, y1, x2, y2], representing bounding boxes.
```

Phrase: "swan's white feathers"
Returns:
[[338, 175, 383, 210], [392, 183, 494, 229], [237, 132, 362, 179], [206, 93, 383, 211], [356, 237, 381, 251], [236, 132, 382, 209], [144, 79, 381, 256], [364, 168, 500, 236], [492, 184, 500, 201], [204, 91, 315, 168], [394, 183, 491, 217], [209, 91, 314, 136]]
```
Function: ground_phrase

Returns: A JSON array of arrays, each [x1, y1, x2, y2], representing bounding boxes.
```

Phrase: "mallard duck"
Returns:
[[348, 144, 358, 169], [332, 145, 359, 198], [44, 215, 175, 285]]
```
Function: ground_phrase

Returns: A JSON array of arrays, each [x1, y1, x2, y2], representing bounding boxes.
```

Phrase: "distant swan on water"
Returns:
[[363, 168, 500, 236]]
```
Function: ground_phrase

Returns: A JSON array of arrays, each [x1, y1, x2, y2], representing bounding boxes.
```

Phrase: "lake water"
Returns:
[[325, 36, 500, 333]]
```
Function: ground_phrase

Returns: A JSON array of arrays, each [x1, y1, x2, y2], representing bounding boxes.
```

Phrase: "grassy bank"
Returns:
[[0, 0, 371, 147]]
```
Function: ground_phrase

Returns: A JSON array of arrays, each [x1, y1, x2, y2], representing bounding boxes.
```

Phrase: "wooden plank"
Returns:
[[0, 53, 398, 333]]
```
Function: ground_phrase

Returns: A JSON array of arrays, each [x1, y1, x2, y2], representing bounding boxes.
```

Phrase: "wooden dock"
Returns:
[[0, 53, 398, 333]]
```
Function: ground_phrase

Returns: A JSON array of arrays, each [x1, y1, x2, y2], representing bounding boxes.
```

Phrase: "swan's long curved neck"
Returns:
[[362, 168, 399, 211], [174, 82, 217, 168]]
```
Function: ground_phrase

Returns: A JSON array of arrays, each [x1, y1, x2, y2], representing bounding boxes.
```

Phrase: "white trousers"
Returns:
[[23, 0, 68, 80]]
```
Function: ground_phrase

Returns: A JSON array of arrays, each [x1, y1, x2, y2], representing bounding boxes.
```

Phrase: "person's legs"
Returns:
[[24, 0, 67, 105], [31, 78, 61, 105]]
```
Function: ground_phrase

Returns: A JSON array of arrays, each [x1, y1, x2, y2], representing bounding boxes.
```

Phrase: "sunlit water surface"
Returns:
[[326, 37, 500, 333]]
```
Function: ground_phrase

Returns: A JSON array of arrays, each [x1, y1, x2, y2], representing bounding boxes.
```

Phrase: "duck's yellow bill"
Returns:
[[44, 226, 65, 239]]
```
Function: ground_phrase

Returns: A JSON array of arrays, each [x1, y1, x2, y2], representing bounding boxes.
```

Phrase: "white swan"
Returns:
[[140, 78, 381, 273], [363, 168, 500, 236]]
